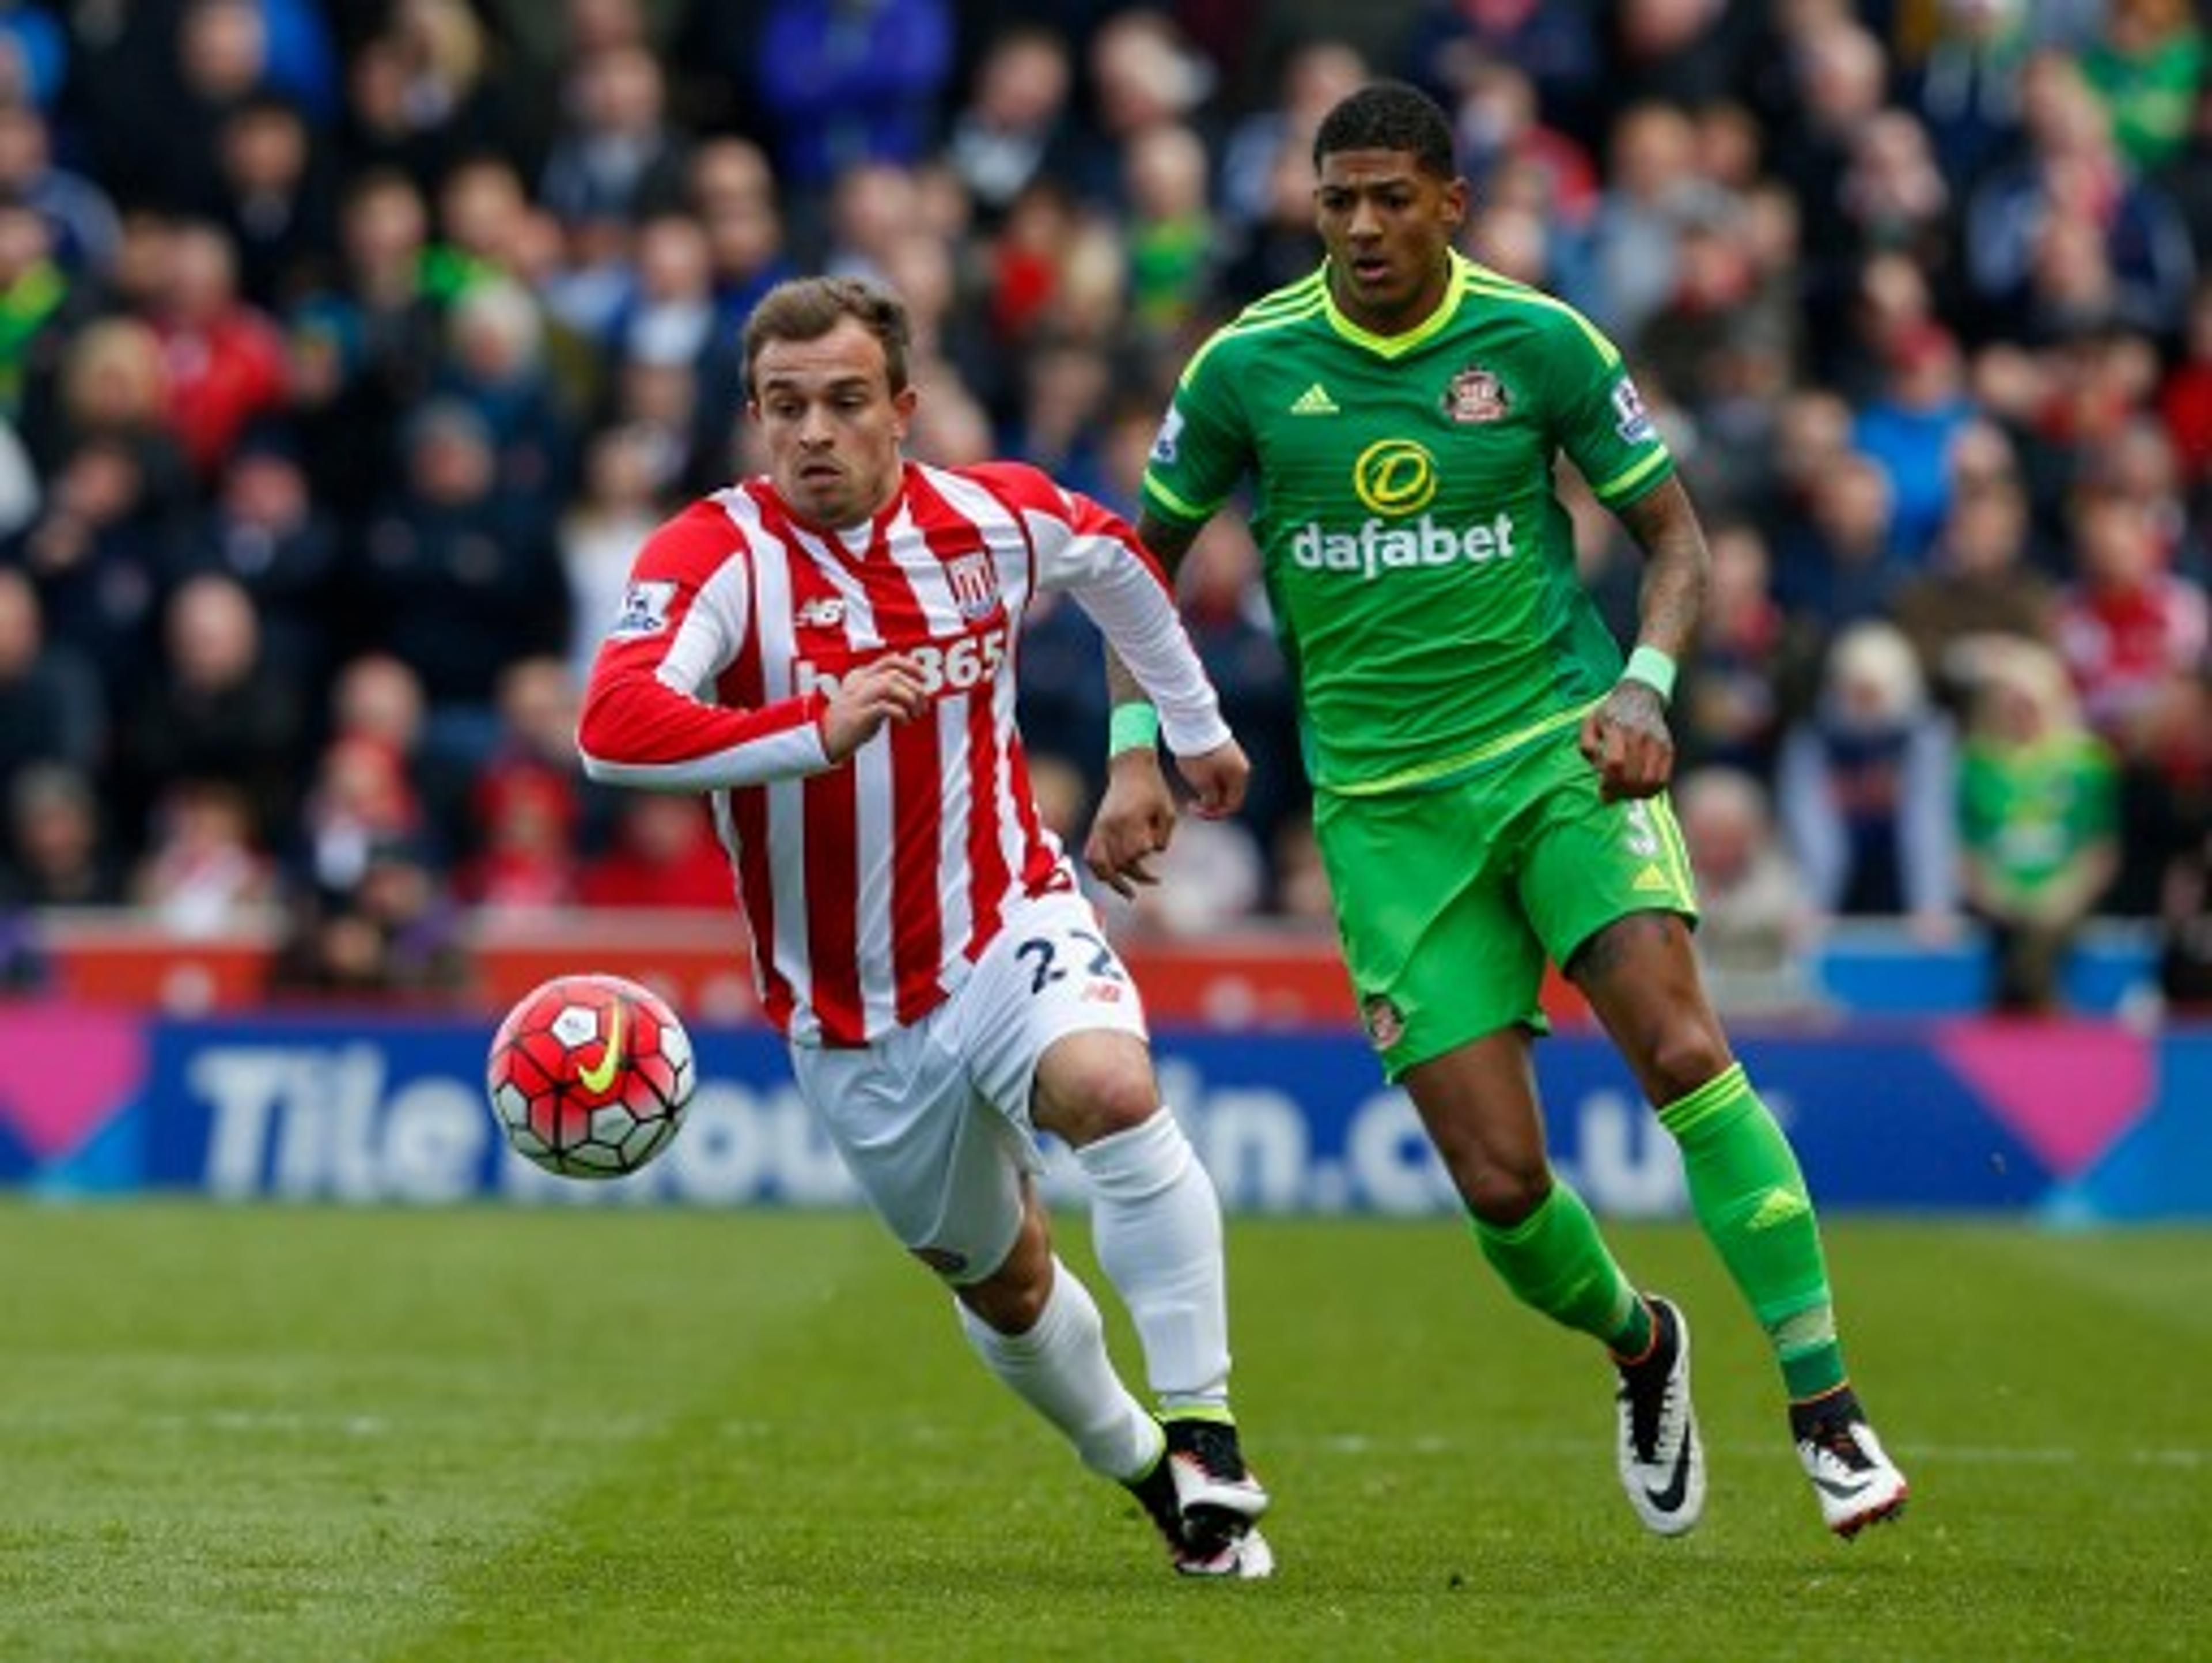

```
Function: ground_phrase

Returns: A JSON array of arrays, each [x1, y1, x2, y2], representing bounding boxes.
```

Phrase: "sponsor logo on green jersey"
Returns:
[[1289, 512, 1520, 579]]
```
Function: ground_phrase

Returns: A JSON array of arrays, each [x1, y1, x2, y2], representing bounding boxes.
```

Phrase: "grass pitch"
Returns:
[[0, 1202, 2205, 1663]]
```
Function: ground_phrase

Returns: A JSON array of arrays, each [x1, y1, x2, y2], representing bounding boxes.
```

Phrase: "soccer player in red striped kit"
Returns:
[[578, 275, 1272, 1576]]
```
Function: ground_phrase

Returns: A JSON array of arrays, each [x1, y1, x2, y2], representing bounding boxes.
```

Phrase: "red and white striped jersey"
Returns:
[[577, 459, 1228, 1047]]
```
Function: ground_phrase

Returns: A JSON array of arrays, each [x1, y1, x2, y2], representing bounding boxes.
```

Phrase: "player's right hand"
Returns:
[[1176, 737, 1250, 821], [819, 653, 929, 762], [1085, 749, 1177, 899]]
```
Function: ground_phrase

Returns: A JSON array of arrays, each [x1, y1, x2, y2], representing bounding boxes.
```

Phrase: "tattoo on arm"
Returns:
[[1615, 478, 1710, 663]]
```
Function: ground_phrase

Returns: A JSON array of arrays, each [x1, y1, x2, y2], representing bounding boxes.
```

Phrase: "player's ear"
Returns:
[[1443, 176, 1470, 231], [890, 382, 918, 438]]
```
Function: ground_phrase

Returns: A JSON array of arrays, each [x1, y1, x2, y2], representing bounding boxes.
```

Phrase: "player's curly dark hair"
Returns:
[[742, 275, 914, 396], [1313, 81, 1458, 180]]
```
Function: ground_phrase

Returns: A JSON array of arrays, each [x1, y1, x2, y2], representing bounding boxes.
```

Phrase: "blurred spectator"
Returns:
[[2157, 275, 2212, 493], [1957, 638, 2120, 1013], [1834, 109, 1955, 306], [5, 431, 180, 715], [2078, 0, 2207, 172], [282, 168, 441, 520], [0, 564, 102, 783], [0, 1, 65, 111], [1962, 51, 2196, 342], [36, 312, 194, 510], [1675, 764, 1824, 1019], [146, 218, 291, 485], [210, 92, 336, 310], [1901, 0, 2037, 187], [0, 191, 86, 448], [538, 41, 689, 233], [184, 422, 340, 685], [454, 755, 578, 911], [689, 136, 793, 336], [0, 100, 122, 283], [354, 396, 568, 733], [2054, 486, 2209, 743], [432, 276, 574, 512], [1851, 322, 1982, 561], [1609, 0, 1757, 113], [1676, 520, 1808, 779], [130, 776, 279, 935], [1771, 449, 1908, 632], [1778, 619, 1961, 929], [1890, 456, 2059, 712], [559, 422, 665, 685], [321, 649, 467, 854], [269, 830, 466, 1000], [1580, 100, 1718, 346], [576, 791, 731, 910], [946, 23, 1079, 229], [1399, 0, 1604, 150], [1067, 8, 1218, 211], [1120, 119, 1215, 350], [117, 569, 306, 858], [749, 0, 955, 197], [3, 759, 122, 907], [335, 0, 513, 194], [1217, 37, 1366, 240], [294, 730, 425, 899]]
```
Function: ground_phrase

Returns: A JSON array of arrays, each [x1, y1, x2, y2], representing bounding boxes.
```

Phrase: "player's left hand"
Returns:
[[1580, 681, 1674, 801], [1085, 749, 1177, 898]]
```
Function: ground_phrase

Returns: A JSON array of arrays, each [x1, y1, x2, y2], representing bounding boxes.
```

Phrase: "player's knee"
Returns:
[[1642, 1022, 1733, 1106], [1459, 1154, 1551, 1225], [1032, 1032, 1158, 1146]]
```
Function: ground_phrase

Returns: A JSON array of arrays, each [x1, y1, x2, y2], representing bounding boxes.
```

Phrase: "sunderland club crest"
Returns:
[[1444, 364, 1509, 424]]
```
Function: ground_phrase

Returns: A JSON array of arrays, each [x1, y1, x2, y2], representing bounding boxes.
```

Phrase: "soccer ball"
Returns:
[[486, 973, 695, 1179]]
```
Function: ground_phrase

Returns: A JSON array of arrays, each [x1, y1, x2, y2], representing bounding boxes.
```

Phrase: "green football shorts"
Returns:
[[1313, 725, 1699, 1079]]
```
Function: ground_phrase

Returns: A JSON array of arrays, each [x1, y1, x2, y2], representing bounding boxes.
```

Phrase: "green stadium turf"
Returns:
[[0, 1202, 2204, 1662]]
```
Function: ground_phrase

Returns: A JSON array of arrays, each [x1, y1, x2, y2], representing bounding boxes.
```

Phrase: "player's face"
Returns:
[[1314, 150, 1467, 335], [750, 317, 916, 528]]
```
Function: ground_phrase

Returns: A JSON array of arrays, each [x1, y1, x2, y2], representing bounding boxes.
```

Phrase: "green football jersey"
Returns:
[[1143, 252, 1673, 795]]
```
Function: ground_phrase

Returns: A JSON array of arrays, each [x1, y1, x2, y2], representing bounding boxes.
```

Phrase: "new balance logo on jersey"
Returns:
[[1290, 512, 1520, 580], [1290, 382, 1339, 415], [794, 596, 846, 630]]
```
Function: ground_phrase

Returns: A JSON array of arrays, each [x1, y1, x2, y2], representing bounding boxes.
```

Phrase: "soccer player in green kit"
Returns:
[[1089, 81, 1908, 1540]]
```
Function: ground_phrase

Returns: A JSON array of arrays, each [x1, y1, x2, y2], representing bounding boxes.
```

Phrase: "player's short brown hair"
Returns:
[[741, 276, 914, 396]]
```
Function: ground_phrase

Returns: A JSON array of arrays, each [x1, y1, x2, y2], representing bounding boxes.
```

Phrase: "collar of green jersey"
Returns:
[[1319, 251, 1471, 358]]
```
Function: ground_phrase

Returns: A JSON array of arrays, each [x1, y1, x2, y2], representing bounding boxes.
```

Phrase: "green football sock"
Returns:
[[1658, 1063, 1847, 1400], [1472, 1178, 1648, 1354]]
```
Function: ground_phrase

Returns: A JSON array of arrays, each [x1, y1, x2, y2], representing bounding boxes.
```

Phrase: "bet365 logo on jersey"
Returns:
[[793, 625, 1009, 702]]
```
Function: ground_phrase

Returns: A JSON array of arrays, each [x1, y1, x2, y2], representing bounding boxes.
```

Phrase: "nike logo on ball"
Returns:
[[579, 1001, 626, 1094]]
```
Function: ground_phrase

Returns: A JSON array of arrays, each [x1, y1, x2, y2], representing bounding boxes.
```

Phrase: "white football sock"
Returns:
[[1075, 1108, 1230, 1413], [957, 1257, 1161, 1482]]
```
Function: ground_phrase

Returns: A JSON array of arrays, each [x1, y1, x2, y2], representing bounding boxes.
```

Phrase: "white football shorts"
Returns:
[[789, 881, 1150, 1285]]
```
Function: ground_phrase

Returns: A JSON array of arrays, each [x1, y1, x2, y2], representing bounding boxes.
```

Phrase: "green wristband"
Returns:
[[1622, 645, 1677, 705], [1108, 703, 1161, 756]]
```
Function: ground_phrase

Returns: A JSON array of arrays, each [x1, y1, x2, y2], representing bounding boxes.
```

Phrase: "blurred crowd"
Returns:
[[0, 0, 2210, 1017]]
